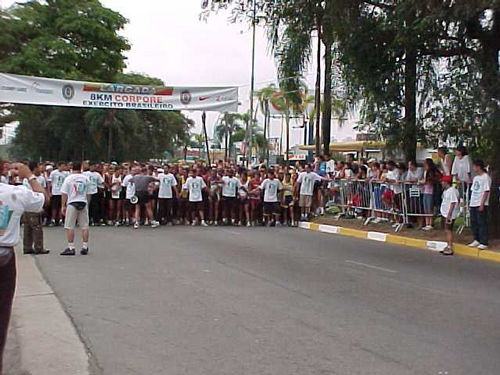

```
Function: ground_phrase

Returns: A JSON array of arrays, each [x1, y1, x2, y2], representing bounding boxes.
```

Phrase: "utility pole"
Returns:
[[202, 111, 211, 167], [246, 0, 257, 167]]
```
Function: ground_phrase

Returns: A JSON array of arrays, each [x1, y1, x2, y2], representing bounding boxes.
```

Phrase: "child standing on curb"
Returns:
[[439, 175, 460, 256]]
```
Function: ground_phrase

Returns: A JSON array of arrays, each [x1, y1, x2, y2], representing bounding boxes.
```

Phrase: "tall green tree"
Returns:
[[1, 1, 192, 162]]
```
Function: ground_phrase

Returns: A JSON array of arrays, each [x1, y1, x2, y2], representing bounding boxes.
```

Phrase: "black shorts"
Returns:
[[51, 194, 62, 209], [263, 201, 280, 215], [136, 191, 150, 205], [222, 196, 237, 209], [442, 216, 455, 230], [189, 201, 204, 211]]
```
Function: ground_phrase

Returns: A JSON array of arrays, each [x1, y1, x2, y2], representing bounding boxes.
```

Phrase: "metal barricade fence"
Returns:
[[343, 179, 372, 222], [321, 179, 472, 234], [325, 177, 348, 217], [400, 182, 434, 229], [368, 181, 405, 231], [456, 182, 470, 234]]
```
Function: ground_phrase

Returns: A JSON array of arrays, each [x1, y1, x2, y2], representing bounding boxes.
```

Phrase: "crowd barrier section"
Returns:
[[322, 179, 471, 234], [456, 182, 471, 235]]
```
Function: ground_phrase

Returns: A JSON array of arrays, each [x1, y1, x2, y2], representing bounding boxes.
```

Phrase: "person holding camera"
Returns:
[[0, 162, 48, 374]]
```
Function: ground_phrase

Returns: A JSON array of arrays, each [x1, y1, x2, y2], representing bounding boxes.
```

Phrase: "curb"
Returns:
[[298, 222, 500, 263], [8, 248, 90, 375]]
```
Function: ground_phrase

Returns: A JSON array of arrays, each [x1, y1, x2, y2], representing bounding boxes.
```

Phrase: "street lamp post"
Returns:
[[246, 0, 257, 167]]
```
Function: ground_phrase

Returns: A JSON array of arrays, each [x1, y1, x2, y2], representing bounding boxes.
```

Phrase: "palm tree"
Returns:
[[85, 109, 139, 161], [213, 113, 243, 160]]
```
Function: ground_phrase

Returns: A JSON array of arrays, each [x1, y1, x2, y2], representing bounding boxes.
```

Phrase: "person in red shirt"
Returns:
[[248, 170, 262, 226]]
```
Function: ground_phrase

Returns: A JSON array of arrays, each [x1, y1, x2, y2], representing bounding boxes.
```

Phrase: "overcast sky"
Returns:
[[1, 0, 357, 147]]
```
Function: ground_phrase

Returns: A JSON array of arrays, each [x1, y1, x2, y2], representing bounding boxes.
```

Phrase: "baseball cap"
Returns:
[[441, 175, 452, 183], [367, 158, 377, 164], [45, 165, 53, 171]]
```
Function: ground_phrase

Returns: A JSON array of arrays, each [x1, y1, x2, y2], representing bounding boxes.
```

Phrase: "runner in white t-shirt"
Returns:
[[221, 168, 241, 225], [296, 164, 322, 221], [122, 166, 138, 226], [48, 162, 68, 226], [157, 166, 178, 225], [253, 169, 283, 226], [60, 161, 91, 256], [183, 168, 208, 226], [83, 164, 104, 226]]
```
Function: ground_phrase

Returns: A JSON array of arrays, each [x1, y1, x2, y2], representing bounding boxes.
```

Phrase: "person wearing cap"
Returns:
[[439, 175, 460, 255], [0, 162, 48, 373]]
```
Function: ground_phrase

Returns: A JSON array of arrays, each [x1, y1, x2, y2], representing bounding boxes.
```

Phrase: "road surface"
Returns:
[[36, 226, 500, 375]]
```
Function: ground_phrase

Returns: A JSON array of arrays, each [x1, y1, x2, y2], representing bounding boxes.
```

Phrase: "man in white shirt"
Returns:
[[255, 169, 283, 226], [439, 175, 460, 255], [296, 164, 322, 221], [122, 165, 138, 226], [221, 168, 241, 225], [0, 162, 47, 373], [184, 168, 208, 226], [83, 163, 104, 226], [60, 161, 91, 256], [48, 162, 68, 226], [468, 160, 491, 250], [157, 166, 178, 225]]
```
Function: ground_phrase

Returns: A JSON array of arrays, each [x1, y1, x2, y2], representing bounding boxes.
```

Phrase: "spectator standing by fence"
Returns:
[[451, 146, 472, 186], [468, 160, 491, 250], [420, 159, 442, 231]]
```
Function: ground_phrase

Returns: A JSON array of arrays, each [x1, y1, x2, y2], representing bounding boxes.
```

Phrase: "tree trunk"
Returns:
[[321, 41, 333, 156], [285, 98, 290, 165], [224, 115, 229, 161], [479, 40, 500, 237], [403, 47, 417, 162], [314, 21, 322, 158], [263, 99, 269, 165]]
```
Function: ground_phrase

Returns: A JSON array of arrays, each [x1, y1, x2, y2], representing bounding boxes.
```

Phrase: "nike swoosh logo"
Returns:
[[199, 96, 210, 101]]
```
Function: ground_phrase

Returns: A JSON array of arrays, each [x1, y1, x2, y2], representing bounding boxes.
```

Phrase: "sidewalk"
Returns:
[[301, 216, 500, 263], [4, 248, 89, 375]]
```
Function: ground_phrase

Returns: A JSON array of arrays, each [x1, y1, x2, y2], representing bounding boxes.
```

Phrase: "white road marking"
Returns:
[[345, 260, 398, 274], [220, 229, 241, 235]]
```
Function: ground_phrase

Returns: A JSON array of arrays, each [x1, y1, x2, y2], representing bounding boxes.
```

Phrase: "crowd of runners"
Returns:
[[4, 144, 491, 255]]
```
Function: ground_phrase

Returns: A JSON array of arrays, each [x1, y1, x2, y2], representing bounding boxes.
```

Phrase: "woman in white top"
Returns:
[[437, 146, 453, 176], [451, 145, 472, 185]]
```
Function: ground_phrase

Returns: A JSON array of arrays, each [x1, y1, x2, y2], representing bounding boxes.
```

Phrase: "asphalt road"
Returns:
[[36, 226, 500, 375]]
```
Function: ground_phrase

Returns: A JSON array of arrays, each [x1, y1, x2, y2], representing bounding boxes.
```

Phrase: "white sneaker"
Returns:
[[422, 225, 433, 231], [201, 220, 208, 227], [468, 240, 480, 247], [214, 221, 218, 226], [478, 244, 488, 250], [151, 221, 160, 228], [133, 222, 139, 229], [392, 223, 399, 228], [246, 222, 251, 227], [191, 221, 197, 226]]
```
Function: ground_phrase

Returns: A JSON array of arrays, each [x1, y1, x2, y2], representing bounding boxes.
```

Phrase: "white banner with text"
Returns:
[[0, 73, 239, 112]]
